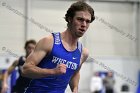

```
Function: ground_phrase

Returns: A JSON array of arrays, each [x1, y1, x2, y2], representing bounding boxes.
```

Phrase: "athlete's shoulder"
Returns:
[[82, 47, 89, 58], [81, 47, 89, 63], [39, 34, 53, 43], [36, 34, 54, 52]]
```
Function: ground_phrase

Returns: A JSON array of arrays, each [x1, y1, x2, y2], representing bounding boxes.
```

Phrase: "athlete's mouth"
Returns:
[[79, 29, 85, 33]]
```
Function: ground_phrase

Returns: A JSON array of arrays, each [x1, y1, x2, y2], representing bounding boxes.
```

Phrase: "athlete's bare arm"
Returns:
[[22, 35, 66, 79], [69, 48, 89, 93], [1, 60, 19, 93]]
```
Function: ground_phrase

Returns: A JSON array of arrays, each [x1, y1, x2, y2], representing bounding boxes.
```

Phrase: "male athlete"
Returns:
[[22, 1, 95, 93], [1, 40, 36, 93]]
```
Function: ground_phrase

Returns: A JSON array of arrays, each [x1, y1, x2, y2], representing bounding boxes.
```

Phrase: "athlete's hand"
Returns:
[[1, 83, 9, 93], [72, 90, 78, 93], [53, 63, 66, 75], [72, 89, 78, 93]]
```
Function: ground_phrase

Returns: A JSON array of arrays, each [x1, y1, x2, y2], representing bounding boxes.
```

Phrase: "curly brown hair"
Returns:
[[65, 1, 95, 24], [24, 39, 36, 49]]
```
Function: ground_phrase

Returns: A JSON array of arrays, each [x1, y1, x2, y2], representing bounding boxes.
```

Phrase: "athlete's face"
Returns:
[[69, 11, 91, 37], [26, 43, 36, 56]]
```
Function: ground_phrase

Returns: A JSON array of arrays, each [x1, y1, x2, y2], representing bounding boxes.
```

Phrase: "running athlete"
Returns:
[[1, 40, 36, 93], [22, 1, 95, 93]]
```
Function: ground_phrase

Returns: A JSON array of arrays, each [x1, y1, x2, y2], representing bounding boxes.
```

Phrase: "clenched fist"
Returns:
[[53, 63, 67, 75]]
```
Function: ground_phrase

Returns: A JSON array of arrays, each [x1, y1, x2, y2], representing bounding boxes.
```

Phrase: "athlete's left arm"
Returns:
[[69, 48, 89, 93]]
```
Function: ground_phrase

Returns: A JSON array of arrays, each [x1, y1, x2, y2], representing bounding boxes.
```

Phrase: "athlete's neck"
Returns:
[[61, 30, 78, 46], [25, 54, 29, 58]]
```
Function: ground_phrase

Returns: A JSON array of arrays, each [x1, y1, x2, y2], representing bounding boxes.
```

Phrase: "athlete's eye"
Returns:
[[77, 17, 91, 24]]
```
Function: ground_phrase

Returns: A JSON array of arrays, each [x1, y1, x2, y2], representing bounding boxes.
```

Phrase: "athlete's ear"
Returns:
[[68, 17, 72, 23]]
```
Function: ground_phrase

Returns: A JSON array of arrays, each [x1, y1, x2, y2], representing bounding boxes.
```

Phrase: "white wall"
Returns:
[[88, 2, 136, 57], [0, 0, 26, 54], [138, 3, 140, 59], [27, 0, 76, 41]]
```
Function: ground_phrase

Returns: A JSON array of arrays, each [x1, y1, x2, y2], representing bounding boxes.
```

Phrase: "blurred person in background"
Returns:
[[0, 71, 4, 92], [90, 72, 103, 93], [1, 40, 36, 93], [103, 72, 115, 93]]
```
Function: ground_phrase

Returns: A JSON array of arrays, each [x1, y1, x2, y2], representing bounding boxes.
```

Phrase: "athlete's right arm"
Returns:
[[1, 60, 19, 93], [22, 36, 66, 79]]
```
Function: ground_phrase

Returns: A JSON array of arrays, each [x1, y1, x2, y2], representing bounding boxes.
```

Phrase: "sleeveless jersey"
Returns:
[[13, 56, 31, 93], [25, 32, 82, 93]]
